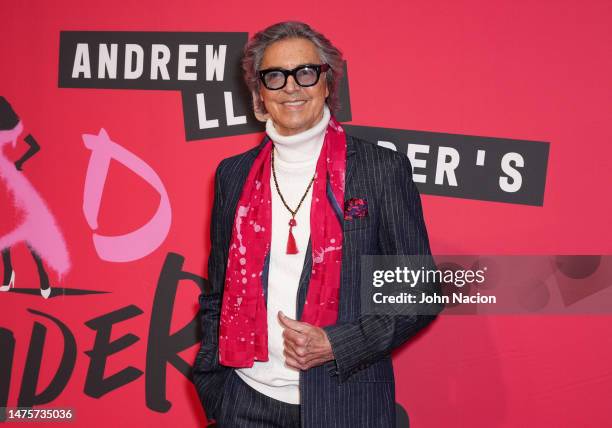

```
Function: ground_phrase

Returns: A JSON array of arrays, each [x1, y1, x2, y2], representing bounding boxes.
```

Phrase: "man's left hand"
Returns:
[[278, 311, 335, 371]]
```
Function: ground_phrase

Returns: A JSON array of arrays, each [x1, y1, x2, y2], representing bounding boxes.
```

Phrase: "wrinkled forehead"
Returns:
[[259, 37, 322, 70]]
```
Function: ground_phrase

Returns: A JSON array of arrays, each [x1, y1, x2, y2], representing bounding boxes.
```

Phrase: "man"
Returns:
[[192, 21, 442, 427]]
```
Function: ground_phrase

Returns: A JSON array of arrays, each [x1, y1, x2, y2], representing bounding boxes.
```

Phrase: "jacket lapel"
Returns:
[[344, 134, 358, 186]]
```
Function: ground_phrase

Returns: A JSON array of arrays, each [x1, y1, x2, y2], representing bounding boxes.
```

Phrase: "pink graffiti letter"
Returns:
[[82, 129, 171, 262]]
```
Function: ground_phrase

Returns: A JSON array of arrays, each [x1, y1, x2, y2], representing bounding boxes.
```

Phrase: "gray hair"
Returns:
[[241, 21, 344, 117]]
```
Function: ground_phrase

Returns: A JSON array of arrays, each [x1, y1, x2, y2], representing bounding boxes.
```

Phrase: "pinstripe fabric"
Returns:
[[215, 370, 300, 427], [192, 134, 443, 427]]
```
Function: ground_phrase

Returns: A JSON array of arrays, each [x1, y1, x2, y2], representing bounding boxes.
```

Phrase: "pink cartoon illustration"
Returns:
[[0, 96, 70, 299]]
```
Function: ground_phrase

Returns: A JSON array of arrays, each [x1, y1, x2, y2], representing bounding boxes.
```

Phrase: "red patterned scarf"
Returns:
[[218, 116, 346, 367]]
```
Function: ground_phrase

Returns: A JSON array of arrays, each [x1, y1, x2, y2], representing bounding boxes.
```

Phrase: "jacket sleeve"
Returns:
[[323, 153, 444, 383], [192, 161, 230, 419]]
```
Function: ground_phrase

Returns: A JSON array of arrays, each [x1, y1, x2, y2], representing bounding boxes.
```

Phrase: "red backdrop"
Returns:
[[1, 1, 611, 427]]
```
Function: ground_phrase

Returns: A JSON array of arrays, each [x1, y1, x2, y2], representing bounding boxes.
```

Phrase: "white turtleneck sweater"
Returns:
[[235, 105, 331, 404]]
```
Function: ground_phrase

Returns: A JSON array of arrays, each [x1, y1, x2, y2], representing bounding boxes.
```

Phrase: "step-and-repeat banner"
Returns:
[[1, 1, 610, 427]]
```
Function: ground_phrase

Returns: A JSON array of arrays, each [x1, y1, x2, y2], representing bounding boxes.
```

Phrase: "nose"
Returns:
[[283, 75, 300, 93]]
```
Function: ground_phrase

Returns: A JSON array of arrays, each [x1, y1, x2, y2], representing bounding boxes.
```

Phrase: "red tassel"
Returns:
[[286, 218, 298, 254]]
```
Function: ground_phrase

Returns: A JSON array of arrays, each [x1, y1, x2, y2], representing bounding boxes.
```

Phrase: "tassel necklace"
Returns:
[[271, 147, 315, 254]]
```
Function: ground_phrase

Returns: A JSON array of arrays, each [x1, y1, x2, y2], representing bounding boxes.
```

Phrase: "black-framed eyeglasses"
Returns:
[[258, 63, 330, 90]]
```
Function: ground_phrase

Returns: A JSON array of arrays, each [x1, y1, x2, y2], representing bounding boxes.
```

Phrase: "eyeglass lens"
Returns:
[[263, 66, 319, 89]]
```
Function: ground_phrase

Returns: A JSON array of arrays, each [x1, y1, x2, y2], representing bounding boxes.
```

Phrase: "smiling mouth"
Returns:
[[283, 100, 307, 106]]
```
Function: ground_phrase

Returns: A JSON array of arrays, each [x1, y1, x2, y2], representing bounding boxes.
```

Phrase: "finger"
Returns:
[[283, 345, 301, 363], [283, 354, 305, 370], [284, 349, 326, 371], [283, 338, 307, 359], [283, 338, 299, 357], [283, 341, 320, 368], [282, 328, 307, 346], [306, 357, 327, 369], [278, 311, 310, 333], [283, 348, 311, 369]]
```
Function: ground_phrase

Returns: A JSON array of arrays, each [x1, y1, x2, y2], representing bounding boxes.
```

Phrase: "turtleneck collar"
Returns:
[[266, 104, 331, 164]]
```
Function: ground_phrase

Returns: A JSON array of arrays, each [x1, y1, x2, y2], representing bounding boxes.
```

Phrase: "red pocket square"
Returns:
[[344, 197, 368, 220]]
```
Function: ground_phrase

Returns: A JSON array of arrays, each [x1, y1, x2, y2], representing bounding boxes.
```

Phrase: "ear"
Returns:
[[252, 91, 269, 122]]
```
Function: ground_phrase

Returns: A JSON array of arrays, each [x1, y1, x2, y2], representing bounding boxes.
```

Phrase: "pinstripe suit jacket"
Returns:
[[192, 133, 443, 427]]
